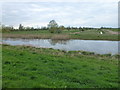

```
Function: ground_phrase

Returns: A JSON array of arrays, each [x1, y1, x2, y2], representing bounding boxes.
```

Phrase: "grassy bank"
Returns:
[[2, 29, 119, 41], [2, 44, 118, 88]]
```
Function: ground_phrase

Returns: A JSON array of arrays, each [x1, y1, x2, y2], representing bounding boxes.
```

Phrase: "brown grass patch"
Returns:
[[2, 34, 51, 39], [3, 34, 70, 40], [51, 34, 70, 40]]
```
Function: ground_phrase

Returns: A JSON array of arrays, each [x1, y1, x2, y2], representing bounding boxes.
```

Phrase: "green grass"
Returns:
[[70, 30, 118, 40], [2, 29, 119, 41], [2, 44, 118, 88], [0, 44, 2, 89]]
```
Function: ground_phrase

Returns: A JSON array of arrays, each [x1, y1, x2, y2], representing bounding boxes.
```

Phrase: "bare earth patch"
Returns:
[[107, 30, 119, 35], [70, 32, 81, 34]]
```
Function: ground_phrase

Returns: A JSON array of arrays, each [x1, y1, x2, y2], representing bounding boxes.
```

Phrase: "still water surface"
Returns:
[[2, 38, 119, 55]]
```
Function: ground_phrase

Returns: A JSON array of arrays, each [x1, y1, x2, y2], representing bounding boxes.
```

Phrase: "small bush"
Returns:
[[103, 53, 112, 57], [81, 51, 94, 55], [56, 29, 62, 34]]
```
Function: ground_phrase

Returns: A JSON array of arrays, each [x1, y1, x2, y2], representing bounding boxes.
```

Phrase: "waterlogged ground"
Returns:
[[2, 45, 118, 88]]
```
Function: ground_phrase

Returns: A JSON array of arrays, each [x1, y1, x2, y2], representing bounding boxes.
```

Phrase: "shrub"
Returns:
[[104, 53, 112, 57]]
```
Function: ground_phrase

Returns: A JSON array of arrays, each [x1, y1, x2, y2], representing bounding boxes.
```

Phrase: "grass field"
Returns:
[[2, 29, 119, 41], [2, 44, 118, 88]]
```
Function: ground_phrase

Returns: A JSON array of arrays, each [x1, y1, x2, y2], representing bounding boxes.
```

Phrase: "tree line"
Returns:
[[1, 20, 116, 33]]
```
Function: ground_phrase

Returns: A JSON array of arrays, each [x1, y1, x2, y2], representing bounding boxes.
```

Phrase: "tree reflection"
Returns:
[[48, 39, 69, 45]]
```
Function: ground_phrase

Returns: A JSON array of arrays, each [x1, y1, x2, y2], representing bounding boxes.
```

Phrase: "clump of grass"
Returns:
[[102, 53, 112, 57], [81, 51, 95, 55], [68, 51, 78, 54]]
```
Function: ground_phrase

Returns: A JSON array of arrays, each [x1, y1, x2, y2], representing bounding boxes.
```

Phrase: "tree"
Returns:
[[41, 26, 48, 30], [47, 20, 58, 33], [25, 26, 31, 31], [59, 25, 64, 30], [66, 26, 71, 31], [2, 25, 14, 32], [48, 20, 58, 28], [19, 24, 24, 31], [57, 25, 64, 33]]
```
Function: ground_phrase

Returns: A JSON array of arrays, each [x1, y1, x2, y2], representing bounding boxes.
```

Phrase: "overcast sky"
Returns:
[[1, 0, 119, 28]]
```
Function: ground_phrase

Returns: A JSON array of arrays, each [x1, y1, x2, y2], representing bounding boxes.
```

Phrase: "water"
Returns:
[[2, 38, 119, 55]]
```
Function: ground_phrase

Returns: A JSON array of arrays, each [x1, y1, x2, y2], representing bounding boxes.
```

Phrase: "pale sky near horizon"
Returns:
[[0, 0, 119, 28]]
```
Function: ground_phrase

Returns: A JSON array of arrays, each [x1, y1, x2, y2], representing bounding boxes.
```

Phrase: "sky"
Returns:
[[0, 0, 119, 28]]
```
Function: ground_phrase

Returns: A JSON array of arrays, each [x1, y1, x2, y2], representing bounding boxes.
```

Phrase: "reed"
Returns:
[[2, 34, 51, 39], [3, 34, 70, 40], [51, 34, 70, 40]]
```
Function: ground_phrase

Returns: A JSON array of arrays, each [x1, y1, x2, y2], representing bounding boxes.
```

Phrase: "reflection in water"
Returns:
[[48, 39, 68, 45], [2, 38, 119, 55]]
